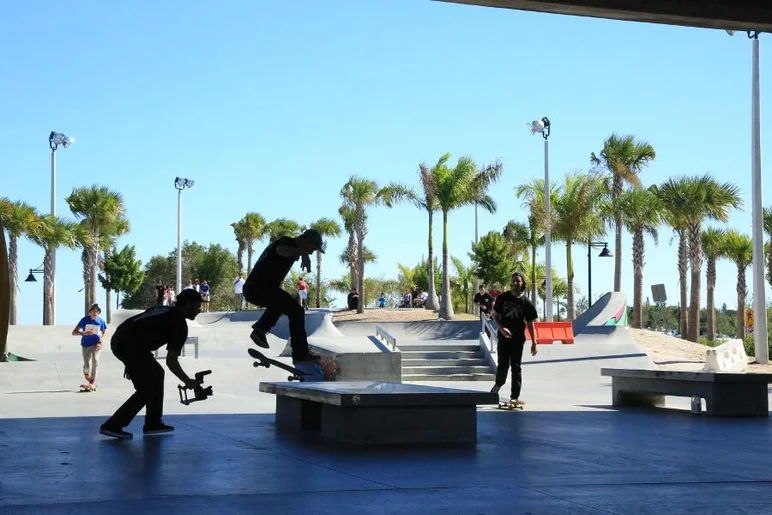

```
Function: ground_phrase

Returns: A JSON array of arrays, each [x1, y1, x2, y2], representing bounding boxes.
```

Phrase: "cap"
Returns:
[[300, 229, 326, 253]]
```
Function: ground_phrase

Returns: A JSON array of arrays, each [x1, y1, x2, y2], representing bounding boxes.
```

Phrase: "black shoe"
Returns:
[[490, 384, 501, 394], [143, 422, 175, 435], [100, 423, 133, 439], [292, 351, 321, 364], [250, 328, 270, 349]]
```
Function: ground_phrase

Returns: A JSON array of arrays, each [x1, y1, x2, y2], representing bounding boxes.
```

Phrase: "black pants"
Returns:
[[105, 342, 164, 428], [244, 282, 309, 358], [494, 334, 525, 399]]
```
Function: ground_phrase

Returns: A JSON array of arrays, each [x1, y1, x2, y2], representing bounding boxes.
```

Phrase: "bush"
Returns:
[[742, 333, 772, 358]]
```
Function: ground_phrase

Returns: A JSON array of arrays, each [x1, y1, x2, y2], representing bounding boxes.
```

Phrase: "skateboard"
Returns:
[[248, 348, 313, 382], [497, 399, 525, 411], [79, 384, 95, 392]]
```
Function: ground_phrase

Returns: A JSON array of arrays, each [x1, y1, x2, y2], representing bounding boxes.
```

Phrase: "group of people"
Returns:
[[183, 278, 211, 312]]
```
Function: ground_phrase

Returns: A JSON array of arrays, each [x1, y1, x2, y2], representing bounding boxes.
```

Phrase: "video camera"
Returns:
[[178, 370, 214, 405]]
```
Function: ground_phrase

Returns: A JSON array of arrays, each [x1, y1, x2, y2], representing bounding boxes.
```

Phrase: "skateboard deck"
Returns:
[[497, 399, 525, 411], [247, 348, 323, 382], [79, 384, 95, 392]]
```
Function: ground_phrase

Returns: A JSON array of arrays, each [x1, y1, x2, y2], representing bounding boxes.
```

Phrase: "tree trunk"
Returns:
[[425, 210, 439, 311], [82, 248, 90, 315], [346, 232, 357, 289], [613, 176, 623, 292], [315, 252, 323, 308], [706, 258, 716, 342], [566, 241, 575, 320], [438, 211, 455, 320], [687, 223, 702, 342], [677, 229, 689, 339], [632, 230, 644, 329], [736, 266, 747, 339], [89, 240, 99, 310], [355, 208, 366, 314], [531, 244, 537, 306], [8, 235, 17, 325], [247, 245, 254, 275], [0, 218, 10, 360], [236, 244, 244, 275], [103, 248, 112, 323], [43, 249, 54, 326]]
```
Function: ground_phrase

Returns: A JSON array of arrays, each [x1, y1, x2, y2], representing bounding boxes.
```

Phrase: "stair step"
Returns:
[[403, 373, 495, 382], [402, 365, 493, 375], [398, 344, 481, 352], [400, 351, 484, 360], [402, 358, 490, 367]]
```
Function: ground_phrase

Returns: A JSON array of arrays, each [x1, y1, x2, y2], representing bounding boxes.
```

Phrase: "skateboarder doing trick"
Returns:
[[490, 271, 538, 406], [99, 289, 203, 439], [244, 229, 326, 363]]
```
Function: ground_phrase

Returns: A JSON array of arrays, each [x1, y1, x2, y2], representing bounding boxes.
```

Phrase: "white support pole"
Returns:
[[544, 138, 553, 321], [176, 188, 183, 297], [751, 37, 768, 364], [50, 149, 56, 324]]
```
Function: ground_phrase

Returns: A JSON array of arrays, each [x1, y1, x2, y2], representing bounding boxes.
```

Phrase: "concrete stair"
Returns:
[[400, 343, 494, 381]]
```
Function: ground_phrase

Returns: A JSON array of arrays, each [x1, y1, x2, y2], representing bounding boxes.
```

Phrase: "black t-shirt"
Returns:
[[493, 291, 538, 343], [112, 307, 188, 355], [247, 236, 298, 287], [473, 292, 494, 313]]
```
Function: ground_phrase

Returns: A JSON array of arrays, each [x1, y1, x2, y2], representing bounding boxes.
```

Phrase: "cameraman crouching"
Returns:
[[99, 289, 203, 439]]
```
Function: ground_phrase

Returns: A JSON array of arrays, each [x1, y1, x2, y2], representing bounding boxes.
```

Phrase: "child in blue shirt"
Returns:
[[72, 304, 108, 391]]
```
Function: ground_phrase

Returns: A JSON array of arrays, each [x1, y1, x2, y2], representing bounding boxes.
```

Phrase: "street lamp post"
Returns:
[[174, 177, 194, 297], [727, 30, 768, 364], [48, 131, 73, 324], [587, 241, 612, 308], [528, 117, 553, 320]]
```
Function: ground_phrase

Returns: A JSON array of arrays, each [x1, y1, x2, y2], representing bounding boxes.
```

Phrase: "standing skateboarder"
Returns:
[[490, 271, 538, 406], [243, 229, 325, 364], [99, 289, 203, 439]]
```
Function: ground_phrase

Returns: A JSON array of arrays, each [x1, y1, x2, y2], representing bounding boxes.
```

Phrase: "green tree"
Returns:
[[764, 206, 772, 287], [723, 230, 753, 338], [122, 254, 175, 309], [308, 217, 342, 308], [470, 231, 511, 289], [591, 133, 656, 292], [100, 245, 145, 309], [2, 201, 41, 325], [338, 205, 358, 290], [65, 185, 127, 311], [27, 215, 77, 325], [617, 187, 661, 329], [434, 156, 502, 320], [239, 212, 267, 272], [451, 256, 476, 314], [516, 178, 558, 306], [230, 218, 248, 274], [100, 218, 131, 323], [265, 218, 301, 242], [502, 220, 530, 272], [702, 227, 727, 342]]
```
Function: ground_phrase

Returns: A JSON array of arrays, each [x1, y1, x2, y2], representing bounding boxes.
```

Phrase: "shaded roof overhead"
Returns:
[[435, 0, 772, 32]]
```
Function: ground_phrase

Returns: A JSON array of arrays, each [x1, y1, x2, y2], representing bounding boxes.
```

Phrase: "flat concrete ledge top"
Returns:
[[601, 367, 772, 383], [259, 381, 499, 407]]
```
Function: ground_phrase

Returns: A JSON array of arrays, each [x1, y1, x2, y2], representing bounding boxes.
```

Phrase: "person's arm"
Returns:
[[526, 319, 538, 355], [166, 351, 198, 389], [71, 324, 84, 337], [98, 321, 108, 348], [276, 245, 310, 258]]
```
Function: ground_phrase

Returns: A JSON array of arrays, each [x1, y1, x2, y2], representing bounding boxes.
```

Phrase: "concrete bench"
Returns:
[[601, 368, 772, 417], [259, 381, 498, 444]]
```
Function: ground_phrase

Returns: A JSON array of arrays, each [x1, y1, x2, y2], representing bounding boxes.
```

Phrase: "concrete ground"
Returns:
[[2, 313, 771, 514]]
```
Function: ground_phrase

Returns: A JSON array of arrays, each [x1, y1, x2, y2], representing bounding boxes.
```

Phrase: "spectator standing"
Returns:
[[233, 273, 245, 311]]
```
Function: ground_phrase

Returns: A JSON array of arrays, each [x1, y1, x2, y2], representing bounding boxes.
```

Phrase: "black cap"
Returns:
[[176, 289, 203, 305], [300, 229, 326, 253]]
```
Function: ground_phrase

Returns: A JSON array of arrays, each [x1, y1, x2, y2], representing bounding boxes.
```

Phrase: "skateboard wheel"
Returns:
[[252, 362, 258, 368], [288, 375, 295, 381]]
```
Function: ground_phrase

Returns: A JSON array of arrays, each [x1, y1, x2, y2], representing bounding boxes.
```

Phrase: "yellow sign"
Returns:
[[745, 308, 754, 331]]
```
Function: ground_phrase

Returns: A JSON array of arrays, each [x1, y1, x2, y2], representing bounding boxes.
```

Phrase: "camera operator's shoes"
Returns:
[[143, 422, 175, 435], [99, 423, 133, 439], [250, 328, 270, 349], [292, 350, 320, 364], [490, 384, 501, 394]]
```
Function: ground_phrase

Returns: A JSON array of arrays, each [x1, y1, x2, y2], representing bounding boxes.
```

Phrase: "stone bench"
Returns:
[[259, 381, 498, 444], [601, 368, 772, 417]]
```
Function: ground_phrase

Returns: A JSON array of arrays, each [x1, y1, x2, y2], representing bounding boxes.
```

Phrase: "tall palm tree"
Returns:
[[100, 218, 130, 323], [308, 217, 342, 308], [516, 179, 556, 306], [654, 175, 741, 342], [3, 201, 41, 325], [338, 205, 358, 290], [502, 220, 530, 272], [27, 215, 77, 325], [241, 212, 267, 272], [550, 172, 606, 320], [616, 187, 662, 329], [230, 219, 248, 273], [590, 134, 656, 292], [265, 217, 301, 241], [0, 197, 12, 360], [435, 158, 502, 319], [723, 230, 753, 339], [340, 176, 405, 313], [764, 206, 772, 288], [65, 185, 127, 310], [701, 227, 727, 342]]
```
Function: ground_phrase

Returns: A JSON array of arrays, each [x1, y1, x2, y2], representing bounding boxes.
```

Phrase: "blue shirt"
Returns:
[[77, 316, 107, 347]]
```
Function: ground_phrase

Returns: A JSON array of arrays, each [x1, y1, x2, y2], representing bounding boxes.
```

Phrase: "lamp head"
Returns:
[[175, 177, 195, 190], [25, 271, 37, 282], [599, 244, 612, 258], [49, 131, 74, 150], [527, 117, 551, 139]]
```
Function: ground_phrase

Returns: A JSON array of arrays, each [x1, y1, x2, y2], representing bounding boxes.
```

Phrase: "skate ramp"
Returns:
[[572, 292, 627, 334]]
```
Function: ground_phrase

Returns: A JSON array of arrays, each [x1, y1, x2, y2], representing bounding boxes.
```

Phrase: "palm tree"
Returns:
[[516, 179, 555, 307], [451, 256, 476, 314], [590, 134, 656, 292], [764, 206, 772, 288], [65, 185, 127, 310], [340, 176, 405, 313], [100, 218, 130, 323], [616, 187, 662, 329], [0, 197, 12, 360], [550, 172, 606, 320], [723, 230, 753, 339], [702, 227, 727, 342], [338, 205, 358, 290], [308, 217, 342, 308], [230, 219, 248, 273], [3, 201, 41, 325], [435, 157, 502, 319], [27, 215, 77, 325], [265, 217, 301, 242], [240, 212, 267, 272], [502, 220, 530, 272]]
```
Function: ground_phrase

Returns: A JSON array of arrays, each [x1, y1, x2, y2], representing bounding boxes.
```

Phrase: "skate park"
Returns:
[[2, 292, 772, 514]]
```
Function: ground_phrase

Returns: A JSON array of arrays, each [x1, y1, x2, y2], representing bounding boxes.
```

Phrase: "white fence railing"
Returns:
[[375, 325, 398, 351], [480, 313, 498, 354]]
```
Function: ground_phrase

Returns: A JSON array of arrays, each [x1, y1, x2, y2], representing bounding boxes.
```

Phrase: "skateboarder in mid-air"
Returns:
[[243, 229, 326, 364], [99, 289, 203, 439], [490, 271, 539, 407]]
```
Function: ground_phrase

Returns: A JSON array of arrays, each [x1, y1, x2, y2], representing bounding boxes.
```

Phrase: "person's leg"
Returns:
[[509, 341, 526, 401], [143, 359, 166, 428], [103, 355, 156, 429], [90, 346, 101, 387], [492, 335, 512, 394], [275, 289, 311, 360], [81, 346, 92, 384]]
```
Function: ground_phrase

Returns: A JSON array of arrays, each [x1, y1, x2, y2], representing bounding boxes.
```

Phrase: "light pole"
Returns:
[[587, 241, 612, 308], [48, 131, 73, 324], [727, 30, 768, 364], [528, 117, 552, 320], [174, 177, 194, 297]]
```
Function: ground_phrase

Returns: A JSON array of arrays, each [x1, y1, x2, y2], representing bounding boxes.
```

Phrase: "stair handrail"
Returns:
[[480, 313, 498, 354], [375, 325, 398, 351]]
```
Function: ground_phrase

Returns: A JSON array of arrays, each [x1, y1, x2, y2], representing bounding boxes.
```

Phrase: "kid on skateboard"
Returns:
[[72, 303, 108, 392], [490, 271, 539, 406]]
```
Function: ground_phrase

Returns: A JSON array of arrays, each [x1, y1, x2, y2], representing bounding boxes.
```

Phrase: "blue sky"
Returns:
[[3, 0, 771, 326]]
